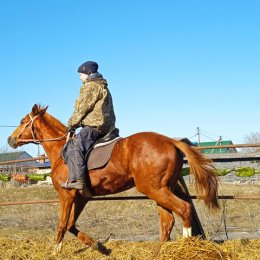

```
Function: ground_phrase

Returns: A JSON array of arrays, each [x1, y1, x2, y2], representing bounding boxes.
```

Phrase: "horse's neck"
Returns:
[[37, 113, 66, 165], [41, 140, 65, 166]]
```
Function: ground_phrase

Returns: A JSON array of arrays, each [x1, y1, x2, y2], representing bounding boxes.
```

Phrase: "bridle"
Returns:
[[17, 113, 67, 144]]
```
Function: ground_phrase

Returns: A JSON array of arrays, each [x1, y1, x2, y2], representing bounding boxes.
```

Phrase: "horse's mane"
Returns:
[[35, 104, 66, 132]]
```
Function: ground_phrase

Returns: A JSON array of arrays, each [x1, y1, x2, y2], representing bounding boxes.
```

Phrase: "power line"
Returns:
[[200, 132, 218, 141], [190, 127, 224, 143], [200, 129, 222, 139], [0, 125, 17, 128]]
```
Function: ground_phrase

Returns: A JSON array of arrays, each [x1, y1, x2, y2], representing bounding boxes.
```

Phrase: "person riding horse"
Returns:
[[8, 104, 219, 252], [62, 61, 116, 190]]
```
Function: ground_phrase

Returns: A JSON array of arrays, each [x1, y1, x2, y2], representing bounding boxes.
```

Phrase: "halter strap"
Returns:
[[18, 113, 67, 144]]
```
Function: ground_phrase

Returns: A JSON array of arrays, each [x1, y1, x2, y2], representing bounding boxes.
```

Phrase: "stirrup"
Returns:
[[60, 179, 69, 188], [63, 181, 85, 190]]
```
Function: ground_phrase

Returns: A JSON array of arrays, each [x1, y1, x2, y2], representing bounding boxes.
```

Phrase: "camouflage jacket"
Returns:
[[68, 78, 116, 134]]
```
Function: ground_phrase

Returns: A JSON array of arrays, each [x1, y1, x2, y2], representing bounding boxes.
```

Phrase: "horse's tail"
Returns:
[[171, 139, 219, 210]]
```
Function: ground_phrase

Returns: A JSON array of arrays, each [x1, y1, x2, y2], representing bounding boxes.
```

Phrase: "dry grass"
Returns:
[[0, 236, 259, 260], [0, 183, 259, 259]]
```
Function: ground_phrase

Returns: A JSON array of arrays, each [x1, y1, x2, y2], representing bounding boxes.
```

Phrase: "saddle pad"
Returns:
[[87, 138, 121, 170]]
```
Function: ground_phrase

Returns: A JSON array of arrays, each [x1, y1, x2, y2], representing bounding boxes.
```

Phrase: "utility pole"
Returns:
[[196, 127, 201, 145], [219, 136, 222, 154], [37, 144, 40, 157]]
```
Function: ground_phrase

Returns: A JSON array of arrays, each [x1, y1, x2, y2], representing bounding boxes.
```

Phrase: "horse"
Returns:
[[8, 104, 219, 254]]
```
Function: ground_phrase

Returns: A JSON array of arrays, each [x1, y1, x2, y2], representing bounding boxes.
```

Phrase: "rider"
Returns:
[[62, 61, 116, 190]]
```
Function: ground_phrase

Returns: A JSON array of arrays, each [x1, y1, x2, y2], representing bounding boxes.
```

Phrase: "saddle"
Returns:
[[62, 128, 121, 170], [86, 128, 121, 170]]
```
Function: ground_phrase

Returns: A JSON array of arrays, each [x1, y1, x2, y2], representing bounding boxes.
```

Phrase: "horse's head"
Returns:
[[8, 104, 48, 148]]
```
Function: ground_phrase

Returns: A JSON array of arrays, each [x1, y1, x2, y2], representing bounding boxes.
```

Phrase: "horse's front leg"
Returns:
[[67, 195, 111, 255], [157, 206, 175, 241], [67, 197, 94, 245], [54, 190, 75, 254]]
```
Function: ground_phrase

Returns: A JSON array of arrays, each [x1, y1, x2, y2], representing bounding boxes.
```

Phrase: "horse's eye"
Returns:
[[20, 119, 24, 124]]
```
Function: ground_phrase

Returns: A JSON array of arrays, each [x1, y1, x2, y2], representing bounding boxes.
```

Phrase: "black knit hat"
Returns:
[[77, 61, 98, 75]]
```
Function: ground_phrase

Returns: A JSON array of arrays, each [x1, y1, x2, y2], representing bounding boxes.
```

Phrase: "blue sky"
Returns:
[[0, 0, 259, 156]]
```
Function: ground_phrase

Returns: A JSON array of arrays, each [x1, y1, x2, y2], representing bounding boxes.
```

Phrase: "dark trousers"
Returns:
[[64, 126, 100, 182]]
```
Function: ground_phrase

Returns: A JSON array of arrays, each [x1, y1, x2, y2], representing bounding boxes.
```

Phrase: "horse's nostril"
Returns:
[[7, 136, 12, 144], [7, 136, 17, 148]]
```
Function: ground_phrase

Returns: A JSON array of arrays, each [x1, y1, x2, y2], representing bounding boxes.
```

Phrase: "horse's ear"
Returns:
[[32, 104, 39, 116], [40, 105, 49, 115], [31, 104, 48, 116]]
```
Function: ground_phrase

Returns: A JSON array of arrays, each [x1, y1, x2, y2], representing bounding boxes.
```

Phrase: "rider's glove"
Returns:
[[67, 125, 77, 134]]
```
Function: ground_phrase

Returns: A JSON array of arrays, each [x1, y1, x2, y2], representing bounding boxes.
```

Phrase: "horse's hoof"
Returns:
[[93, 241, 111, 255], [183, 227, 192, 237], [53, 241, 63, 254]]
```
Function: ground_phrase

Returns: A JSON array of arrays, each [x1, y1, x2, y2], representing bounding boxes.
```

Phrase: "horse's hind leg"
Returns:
[[148, 189, 192, 238], [157, 206, 175, 241]]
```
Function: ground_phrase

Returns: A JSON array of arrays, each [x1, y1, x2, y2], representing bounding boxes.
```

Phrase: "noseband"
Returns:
[[17, 113, 67, 144]]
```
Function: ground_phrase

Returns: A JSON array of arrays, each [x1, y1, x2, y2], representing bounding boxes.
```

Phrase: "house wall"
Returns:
[[184, 153, 260, 183], [36, 168, 51, 174], [213, 159, 260, 183]]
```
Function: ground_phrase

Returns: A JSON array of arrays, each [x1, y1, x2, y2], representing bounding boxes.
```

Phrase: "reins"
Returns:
[[18, 113, 67, 144]]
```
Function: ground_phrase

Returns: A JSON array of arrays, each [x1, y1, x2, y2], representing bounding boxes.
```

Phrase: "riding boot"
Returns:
[[61, 160, 87, 190]]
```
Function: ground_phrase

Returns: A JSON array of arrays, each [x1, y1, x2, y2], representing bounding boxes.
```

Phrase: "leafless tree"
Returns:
[[242, 132, 260, 152], [0, 145, 21, 161]]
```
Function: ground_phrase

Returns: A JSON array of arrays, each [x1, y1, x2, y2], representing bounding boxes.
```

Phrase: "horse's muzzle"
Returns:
[[7, 136, 18, 149]]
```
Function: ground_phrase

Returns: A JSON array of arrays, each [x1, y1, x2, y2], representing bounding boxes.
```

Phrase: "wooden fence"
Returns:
[[0, 142, 260, 206], [0, 194, 260, 207]]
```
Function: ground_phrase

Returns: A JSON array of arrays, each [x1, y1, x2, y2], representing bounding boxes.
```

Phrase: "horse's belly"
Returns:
[[91, 173, 134, 195]]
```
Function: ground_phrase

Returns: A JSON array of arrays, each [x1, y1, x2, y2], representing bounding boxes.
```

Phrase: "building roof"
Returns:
[[194, 140, 237, 154], [0, 151, 32, 162], [204, 151, 260, 160], [183, 151, 260, 165], [0, 151, 51, 168]]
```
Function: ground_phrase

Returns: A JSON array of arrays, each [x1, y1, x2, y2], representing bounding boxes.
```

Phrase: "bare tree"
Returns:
[[0, 145, 13, 153], [0, 145, 21, 161], [242, 132, 260, 152]]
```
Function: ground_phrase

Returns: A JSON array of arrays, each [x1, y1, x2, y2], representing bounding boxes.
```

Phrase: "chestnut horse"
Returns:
[[8, 104, 219, 254]]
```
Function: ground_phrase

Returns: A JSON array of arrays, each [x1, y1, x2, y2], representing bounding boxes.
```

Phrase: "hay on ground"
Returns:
[[0, 236, 259, 260]]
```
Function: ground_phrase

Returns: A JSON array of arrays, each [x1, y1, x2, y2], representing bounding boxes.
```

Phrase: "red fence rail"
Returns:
[[1, 195, 260, 207], [0, 143, 260, 166]]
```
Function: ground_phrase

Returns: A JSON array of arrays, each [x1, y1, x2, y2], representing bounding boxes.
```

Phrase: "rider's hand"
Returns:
[[67, 125, 77, 133]]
